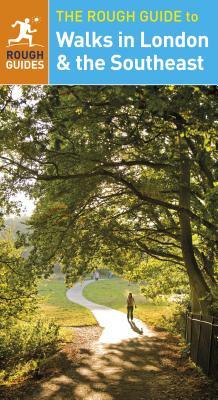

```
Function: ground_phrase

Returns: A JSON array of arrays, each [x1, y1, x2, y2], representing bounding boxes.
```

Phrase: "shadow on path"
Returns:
[[66, 282, 153, 344], [5, 282, 217, 400], [129, 320, 144, 335], [20, 332, 218, 400]]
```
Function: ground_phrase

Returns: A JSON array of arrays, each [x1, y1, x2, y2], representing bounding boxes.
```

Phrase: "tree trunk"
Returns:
[[178, 136, 212, 315], [190, 286, 201, 313]]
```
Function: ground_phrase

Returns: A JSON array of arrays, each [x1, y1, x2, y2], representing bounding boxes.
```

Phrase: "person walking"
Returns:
[[127, 292, 136, 322], [94, 270, 100, 281]]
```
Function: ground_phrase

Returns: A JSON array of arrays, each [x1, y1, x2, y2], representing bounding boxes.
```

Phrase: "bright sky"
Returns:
[[11, 192, 35, 216]]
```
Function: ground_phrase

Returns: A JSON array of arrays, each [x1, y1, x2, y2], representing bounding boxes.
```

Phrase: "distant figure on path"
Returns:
[[127, 292, 136, 322], [94, 270, 100, 281]]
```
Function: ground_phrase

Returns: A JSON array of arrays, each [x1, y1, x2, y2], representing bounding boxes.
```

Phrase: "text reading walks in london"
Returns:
[[56, 31, 209, 49]]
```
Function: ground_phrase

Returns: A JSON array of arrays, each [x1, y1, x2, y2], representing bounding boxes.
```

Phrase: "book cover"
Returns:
[[0, 1, 217, 399]]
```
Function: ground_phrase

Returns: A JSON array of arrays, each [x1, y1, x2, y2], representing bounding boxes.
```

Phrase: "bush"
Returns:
[[158, 304, 187, 335], [0, 317, 59, 383]]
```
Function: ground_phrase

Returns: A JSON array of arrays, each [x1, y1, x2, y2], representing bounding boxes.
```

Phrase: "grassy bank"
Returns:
[[83, 278, 174, 328], [39, 279, 96, 327]]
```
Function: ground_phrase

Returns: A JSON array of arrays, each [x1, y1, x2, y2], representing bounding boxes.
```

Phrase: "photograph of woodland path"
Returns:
[[0, 86, 218, 400]]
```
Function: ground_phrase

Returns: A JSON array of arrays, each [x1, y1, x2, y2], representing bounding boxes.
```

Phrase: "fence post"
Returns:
[[196, 313, 202, 364], [207, 316, 214, 375], [185, 311, 188, 342]]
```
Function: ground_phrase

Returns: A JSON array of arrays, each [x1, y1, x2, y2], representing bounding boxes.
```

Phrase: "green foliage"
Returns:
[[0, 317, 59, 383], [205, 187, 218, 221], [0, 236, 37, 327], [0, 86, 217, 313], [137, 259, 189, 302], [158, 304, 187, 335], [0, 232, 61, 384], [208, 287, 218, 317]]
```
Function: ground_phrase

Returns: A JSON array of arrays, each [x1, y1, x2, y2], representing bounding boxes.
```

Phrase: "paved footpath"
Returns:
[[66, 280, 154, 346], [21, 281, 217, 400]]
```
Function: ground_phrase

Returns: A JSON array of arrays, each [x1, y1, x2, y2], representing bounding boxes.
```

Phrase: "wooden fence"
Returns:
[[185, 313, 218, 379]]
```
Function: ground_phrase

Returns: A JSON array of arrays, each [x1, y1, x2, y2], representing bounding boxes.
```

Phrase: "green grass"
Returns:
[[83, 278, 174, 327], [38, 277, 174, 330], [39, 279, 96, 327]]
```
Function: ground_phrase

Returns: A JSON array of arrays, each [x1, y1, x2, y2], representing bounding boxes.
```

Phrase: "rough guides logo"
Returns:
[[0, 0, 48, 84]]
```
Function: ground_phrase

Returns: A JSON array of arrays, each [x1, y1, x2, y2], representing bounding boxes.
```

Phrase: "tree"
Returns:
[[0, 234, 37, 328], [0, 86, 217, 314]]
